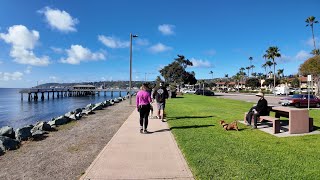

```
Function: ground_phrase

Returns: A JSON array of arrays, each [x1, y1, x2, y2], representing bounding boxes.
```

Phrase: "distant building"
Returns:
[[73, 85, 96, 90]]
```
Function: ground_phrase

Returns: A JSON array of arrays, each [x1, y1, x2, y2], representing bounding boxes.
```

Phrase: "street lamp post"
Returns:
[[129, 33, 138, 105]]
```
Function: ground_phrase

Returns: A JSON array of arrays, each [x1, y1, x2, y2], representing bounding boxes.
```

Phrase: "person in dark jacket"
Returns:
[[152, 82, 169, 122], [246, 92, 269, 129]]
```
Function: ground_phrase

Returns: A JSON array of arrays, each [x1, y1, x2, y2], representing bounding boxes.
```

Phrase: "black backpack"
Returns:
[[156, 88, 166, 102]]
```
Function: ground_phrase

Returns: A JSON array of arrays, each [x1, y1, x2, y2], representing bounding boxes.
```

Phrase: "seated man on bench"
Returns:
[[246, 92, 269, 129]]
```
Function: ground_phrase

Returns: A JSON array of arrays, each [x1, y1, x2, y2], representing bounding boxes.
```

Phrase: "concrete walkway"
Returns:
[[80, 106, 194, 180]]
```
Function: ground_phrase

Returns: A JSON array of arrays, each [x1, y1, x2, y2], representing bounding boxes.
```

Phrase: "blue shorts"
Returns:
[[157, 102, 165, 110]]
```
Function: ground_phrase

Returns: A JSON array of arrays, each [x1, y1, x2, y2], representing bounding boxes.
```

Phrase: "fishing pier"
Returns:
[[19, 85, 137, 101]]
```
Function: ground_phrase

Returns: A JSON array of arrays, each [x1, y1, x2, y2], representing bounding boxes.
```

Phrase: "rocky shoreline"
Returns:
[[0, 95, 136, 179]]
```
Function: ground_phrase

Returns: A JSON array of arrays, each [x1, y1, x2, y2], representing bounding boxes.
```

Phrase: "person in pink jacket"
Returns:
[[136, 84, 152, 133]]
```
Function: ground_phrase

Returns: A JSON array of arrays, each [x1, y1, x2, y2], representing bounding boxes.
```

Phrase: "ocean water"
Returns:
[[0, 88, 121, 129]]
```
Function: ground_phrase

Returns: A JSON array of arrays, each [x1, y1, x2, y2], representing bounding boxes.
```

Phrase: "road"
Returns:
[[214, 92, 283, 106]]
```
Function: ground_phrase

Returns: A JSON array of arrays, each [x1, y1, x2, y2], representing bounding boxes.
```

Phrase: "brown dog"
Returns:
[[219, 120, 239, 131]]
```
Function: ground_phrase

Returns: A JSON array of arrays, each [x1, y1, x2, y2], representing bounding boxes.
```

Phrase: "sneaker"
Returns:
[[246, 123, 251, 126], [252, 125, 257, 129], [143, 129, 149, 134], [161, 119, 165, 122], [140, 127, 143, 133]]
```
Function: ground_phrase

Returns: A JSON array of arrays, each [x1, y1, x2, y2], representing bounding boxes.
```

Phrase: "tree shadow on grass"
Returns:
[[152, 124, 214, 133], [168, 116, 214, 121]]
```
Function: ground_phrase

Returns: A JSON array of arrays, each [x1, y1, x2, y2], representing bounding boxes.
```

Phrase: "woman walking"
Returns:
[[136, 84, 152, 133]]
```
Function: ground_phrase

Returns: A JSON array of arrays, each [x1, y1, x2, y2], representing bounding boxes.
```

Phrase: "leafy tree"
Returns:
[[263, 78, 280, 87], [159, 55, 196, 89], [246, 78, 260, 89], [299, 55, 320, 94], [291, 76, 300, 88], [305, 16, 319, 51], [266, 46, 281, 88]]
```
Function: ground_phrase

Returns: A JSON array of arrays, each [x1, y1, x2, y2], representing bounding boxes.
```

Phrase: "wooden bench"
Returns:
[[244, 113, 280, 134]]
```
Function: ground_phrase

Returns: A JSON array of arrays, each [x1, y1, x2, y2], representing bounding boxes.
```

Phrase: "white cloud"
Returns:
[[158, 24, 175, 35], [49, 76, 57, 82], [0, 25, 50, 66], [51, 47, 64, 53], [295, 50, 311, 60], [149, 43, 172, 53], [136, 38, 150, 46], [306, 37, 319, 47], [98, 35, 129, 48], [204, 49, 216, 56], [60, 45, 105, 65], [190, 58, 212, 68], [0, 61, 3, 64], [0, 71, 23, 81], [39, 7, 78, 32], [24, 66, 32, 74]]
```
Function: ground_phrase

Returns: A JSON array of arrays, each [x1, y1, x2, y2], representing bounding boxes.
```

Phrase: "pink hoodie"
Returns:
[[136, 90, 152, 107]]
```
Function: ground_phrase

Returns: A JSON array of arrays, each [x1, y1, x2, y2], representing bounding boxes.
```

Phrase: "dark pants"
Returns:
[[246, 107, 260, 126], [139, 104, 150, 130]]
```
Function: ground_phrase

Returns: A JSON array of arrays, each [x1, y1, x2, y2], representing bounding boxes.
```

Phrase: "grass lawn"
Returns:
[[166, 94, 320, 180]]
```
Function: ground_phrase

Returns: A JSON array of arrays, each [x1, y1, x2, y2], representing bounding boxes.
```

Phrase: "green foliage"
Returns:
[[291, 77, 300, 88], [159, 55, 197, 85], [263, 78, 280, 86], [299, 55, 320, 76], [166, 95, 320, 179], [245, 78, 260, 88]]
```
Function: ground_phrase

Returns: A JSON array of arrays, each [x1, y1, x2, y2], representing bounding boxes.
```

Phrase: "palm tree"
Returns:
[[277, 69, 284, 78], [266, 61, 273, 77], [240, 67, 245, 73], [311, 49, 320, 56], [266, 46, 281, 89], [262, 54, 268, 62], [262, 63, 268, 78], [250, 65, 255, 76], [245, 66, 250, 77], [209, 71, 213, 79], [305, 16, 319, 51], [249, 57, 253, 76]]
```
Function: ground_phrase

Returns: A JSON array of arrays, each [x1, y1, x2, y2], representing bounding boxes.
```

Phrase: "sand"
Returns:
[[0, 101, 136, 180]]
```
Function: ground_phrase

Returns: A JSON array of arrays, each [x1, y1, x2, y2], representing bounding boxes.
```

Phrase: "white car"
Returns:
[[183, 89, 196, 94]]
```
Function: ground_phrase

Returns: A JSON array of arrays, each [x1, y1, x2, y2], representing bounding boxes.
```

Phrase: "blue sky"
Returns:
[[0, 0, 319, 88]]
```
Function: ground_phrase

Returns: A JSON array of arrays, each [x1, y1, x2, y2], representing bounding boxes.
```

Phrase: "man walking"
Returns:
[[153, 82, 169, 122]]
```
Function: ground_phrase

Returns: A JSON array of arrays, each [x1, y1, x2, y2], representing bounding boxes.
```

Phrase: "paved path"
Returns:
[[80, 105, 194, 180]]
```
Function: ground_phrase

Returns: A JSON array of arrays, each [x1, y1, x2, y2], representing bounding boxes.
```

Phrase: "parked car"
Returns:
[[195, 89, 215, 96], [182, 89, 196, 94], [279, 94, 320, 108]]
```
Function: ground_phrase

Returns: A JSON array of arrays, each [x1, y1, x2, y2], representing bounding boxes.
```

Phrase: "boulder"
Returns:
[[92, 102, 104, 111], [69, 114, 81, 120], [104, 100, 112, 107], [117, 97, 123, 101], [32, 130, 47, 139], [48, 116, 70, 126], [0, 136, 20, 151], [85, 103, 94, 110], [74, 108, 83, 114], [0, 126, 15, 139], [31, 121, 52, 133], [82, 109, 94, 115], [64, 111, 74, 117], [16, 125, 33, 141], [113, 98, 120, 103], [0, 147, 3, 155]]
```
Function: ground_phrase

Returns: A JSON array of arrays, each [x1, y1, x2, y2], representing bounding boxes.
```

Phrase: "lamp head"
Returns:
[[132, 35, 138, 38]]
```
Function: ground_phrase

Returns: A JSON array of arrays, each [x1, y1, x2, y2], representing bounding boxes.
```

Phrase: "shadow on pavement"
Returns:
[[168, 116, 214, 120], [152, 124, 214, 133]]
